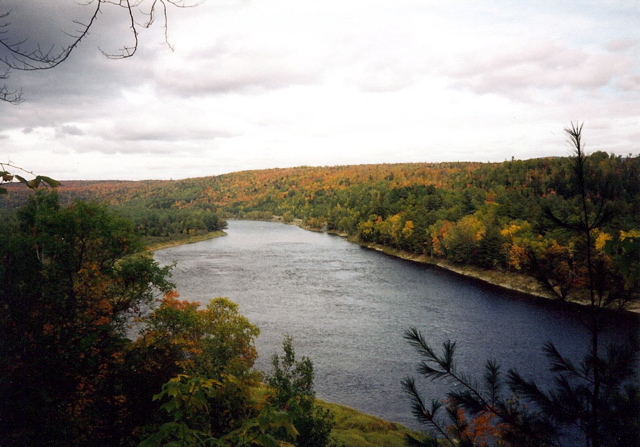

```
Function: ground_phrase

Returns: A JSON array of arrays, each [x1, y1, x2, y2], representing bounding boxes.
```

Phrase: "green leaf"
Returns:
[[37, 175, 61, 188], [28, 178, 41, 189], [167, 386, 180, 398], [15, 175, 28, 186], [255, 434, 281, 447], [0, 187, 6, 195]]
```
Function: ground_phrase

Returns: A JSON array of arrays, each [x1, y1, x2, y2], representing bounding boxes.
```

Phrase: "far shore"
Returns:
[[349, 238, 640, 316], [276, 217, 640, 316], [151, 219, 640, 316]]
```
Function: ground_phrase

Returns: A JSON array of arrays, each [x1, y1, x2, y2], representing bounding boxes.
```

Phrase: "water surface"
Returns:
[[154, 220, 636, 430]]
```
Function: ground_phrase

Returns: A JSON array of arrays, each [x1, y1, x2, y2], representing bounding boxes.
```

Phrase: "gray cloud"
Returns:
[[153, 39, 324, 96], [446, 40, 636, 101], [606, 38, 639, 53], [102, 123, 238, 143], [55, 124, 84, 138], [615, 75, 640, 91]]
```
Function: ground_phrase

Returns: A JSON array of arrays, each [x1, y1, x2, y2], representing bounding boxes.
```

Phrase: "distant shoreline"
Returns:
[[287, 219, 640, 316], [349, 239, 640, 316], [154, 219, 640, 316]]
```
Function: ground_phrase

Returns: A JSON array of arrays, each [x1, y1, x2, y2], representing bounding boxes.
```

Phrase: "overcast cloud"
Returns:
[[1, 0, 638, 180]]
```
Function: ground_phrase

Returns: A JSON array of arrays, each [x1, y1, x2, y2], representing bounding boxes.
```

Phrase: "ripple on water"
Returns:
[[154, 220, 638, 436]]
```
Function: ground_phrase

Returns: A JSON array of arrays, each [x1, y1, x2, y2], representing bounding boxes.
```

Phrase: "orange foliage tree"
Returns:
[[132, 293, 262, 438]]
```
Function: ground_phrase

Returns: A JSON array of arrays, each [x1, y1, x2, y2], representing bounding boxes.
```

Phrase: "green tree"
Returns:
[[0, 190, 174, 446], [266, 336, 340, 447], [135, 294, 262, 437], [442, 215, 486, 264], [140, 374, 297, 447], [476, 222, 505, 269]]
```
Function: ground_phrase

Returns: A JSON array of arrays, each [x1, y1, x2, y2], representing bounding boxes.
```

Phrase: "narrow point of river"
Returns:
[[154, 220, 638, 431]]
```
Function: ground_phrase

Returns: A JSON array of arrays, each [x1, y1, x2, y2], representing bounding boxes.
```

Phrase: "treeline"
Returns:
[[117, 205, 227, 244], [5, 154, 637, 304], [1, 179, 228, 243]]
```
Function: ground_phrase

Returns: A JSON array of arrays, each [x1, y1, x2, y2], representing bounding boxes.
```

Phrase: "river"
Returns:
[[153, 220, 638, 431]]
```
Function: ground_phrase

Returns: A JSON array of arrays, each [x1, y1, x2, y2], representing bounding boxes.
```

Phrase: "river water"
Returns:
[[153, 220, 637, 431]]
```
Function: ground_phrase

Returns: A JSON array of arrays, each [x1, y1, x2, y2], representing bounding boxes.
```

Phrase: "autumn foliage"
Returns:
[[1, 138, 638, 446], [4, 153, 636, 307]]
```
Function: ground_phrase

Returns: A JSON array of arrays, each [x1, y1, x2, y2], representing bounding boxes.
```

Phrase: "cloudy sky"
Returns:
[[1, 0, 639, 180]]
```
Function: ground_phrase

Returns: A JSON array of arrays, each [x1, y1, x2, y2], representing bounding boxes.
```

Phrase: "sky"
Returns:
[[1, 0, 639, 181]]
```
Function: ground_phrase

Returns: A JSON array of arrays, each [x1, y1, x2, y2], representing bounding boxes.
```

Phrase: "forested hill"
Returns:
[[3, 155, 639, 305], [4, 161, 496, 210]]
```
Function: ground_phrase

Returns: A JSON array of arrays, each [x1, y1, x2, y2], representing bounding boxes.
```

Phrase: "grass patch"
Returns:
[[251, 385, 422, 447], [318, 400, 423, 447]]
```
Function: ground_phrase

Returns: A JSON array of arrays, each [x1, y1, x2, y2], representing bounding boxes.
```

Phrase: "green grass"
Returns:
[[318, 400, 424, 447], [252, 384, 424, 447]]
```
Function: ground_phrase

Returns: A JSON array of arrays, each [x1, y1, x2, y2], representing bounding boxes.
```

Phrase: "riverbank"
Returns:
[[145, 230, 226, 252], [272, 216, 584, 308], [152, 221, 640, 315], [354, 239, 552, 297], [149, 221, 551, 309], [318, 399, 422, 447], [275, 216, 640, 315], [347, 238, 640, 315]]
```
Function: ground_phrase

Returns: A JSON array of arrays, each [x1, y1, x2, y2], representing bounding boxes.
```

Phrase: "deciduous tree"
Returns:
[[135, 294, 262, 437], [0, 190, 173, 446]]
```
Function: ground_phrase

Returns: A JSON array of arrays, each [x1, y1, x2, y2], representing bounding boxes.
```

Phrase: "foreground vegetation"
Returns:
[[0, 191, 349, 446], [321, 401, 421, 447]]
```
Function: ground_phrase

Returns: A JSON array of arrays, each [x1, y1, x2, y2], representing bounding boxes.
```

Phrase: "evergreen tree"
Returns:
[[267, 336, 341, 447]]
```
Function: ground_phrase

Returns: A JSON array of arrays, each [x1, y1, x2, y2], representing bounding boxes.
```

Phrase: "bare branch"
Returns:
[[102, 0, 140, 59], [0, 0, 199, 103], [1, 67, 22, 103], [0, 84, 22, 104]]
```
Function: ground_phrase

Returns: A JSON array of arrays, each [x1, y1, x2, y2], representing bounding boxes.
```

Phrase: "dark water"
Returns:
[[154, 220, 638, 430]]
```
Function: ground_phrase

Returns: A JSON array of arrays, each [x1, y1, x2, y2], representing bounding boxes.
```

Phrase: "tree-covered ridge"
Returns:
[[3, 155, 638, 304]]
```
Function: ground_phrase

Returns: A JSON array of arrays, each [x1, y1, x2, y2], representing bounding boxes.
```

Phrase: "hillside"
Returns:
[[3, 156, 639, 308]]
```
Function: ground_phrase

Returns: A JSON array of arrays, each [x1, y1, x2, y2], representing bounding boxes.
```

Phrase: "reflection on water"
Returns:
[[154, 220, 638, 430]]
